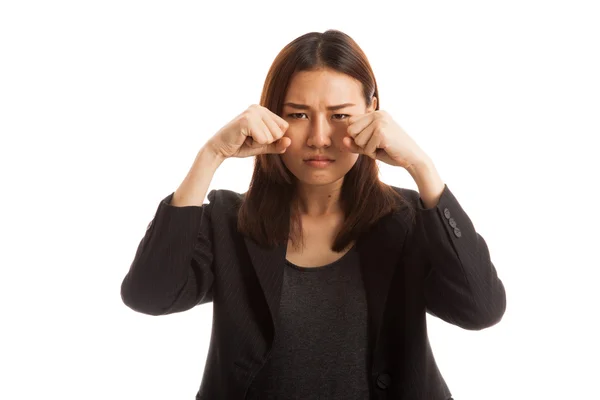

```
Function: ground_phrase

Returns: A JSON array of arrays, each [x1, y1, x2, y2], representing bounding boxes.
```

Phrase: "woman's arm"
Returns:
[[120, 146, 224, 315]]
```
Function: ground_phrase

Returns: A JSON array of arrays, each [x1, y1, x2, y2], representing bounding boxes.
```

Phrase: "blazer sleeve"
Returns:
[[120, 190, 217, 316], [415, 184, 506, 330]]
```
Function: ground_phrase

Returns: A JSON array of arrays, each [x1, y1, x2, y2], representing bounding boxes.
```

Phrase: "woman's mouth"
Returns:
[[304, 159, 334, 167]]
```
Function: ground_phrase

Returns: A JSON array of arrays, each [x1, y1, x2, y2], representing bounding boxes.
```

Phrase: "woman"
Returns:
[[120, 29, 506, 400]]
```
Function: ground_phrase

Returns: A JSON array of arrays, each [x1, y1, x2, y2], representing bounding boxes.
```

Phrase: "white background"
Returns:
[[1, 1, 598, 399]]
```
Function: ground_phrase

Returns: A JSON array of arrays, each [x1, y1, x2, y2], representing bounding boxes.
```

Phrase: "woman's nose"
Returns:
[[307, 117, 333, 147]]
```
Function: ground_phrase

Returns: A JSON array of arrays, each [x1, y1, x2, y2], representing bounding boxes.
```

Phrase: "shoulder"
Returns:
[[388, 184, 420, 207], [207, 188, 245, 203], [205, 188, 246, 217], [388, 185, 419, 201], [208, 185, 419, 207], [206, 185, 422, 222]]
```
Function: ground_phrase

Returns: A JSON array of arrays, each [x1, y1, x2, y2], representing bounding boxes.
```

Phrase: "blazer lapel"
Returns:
[[242, 236, 287, 336], [243, 212, 408, 363]]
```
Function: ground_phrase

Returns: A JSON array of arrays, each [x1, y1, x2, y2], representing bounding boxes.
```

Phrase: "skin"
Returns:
[[280, 67, 377, 218]]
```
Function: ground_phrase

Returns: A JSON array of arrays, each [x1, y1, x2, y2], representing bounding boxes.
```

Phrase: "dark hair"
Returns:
[[237, 29, 415, 252]]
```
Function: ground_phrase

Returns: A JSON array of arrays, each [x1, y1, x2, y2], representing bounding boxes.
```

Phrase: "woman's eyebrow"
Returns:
[[283, 102, 356, 111]]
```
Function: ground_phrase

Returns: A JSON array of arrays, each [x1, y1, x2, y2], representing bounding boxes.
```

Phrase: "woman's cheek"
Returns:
[[283, 129, 302, 150]]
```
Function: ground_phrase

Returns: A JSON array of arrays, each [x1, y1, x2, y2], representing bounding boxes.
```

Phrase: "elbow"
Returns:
[[466, 282, 507, 331], [427, 281, 507, 331], [120, 275, 167, 316]]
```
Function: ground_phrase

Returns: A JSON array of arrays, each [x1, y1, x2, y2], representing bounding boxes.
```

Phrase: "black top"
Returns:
[[246, 244, 371, 399]]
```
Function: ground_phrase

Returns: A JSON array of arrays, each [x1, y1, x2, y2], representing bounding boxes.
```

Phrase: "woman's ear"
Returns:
[[369, 96, 378, 112]]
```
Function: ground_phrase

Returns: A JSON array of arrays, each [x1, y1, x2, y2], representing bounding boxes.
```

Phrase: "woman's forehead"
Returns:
[[284, 71, 364, 106]]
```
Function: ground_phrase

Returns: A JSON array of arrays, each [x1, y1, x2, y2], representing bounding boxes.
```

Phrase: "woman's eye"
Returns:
[[288, 113, 307, 119], [287, 113, 349, 120], [332, 114, 349, 120]]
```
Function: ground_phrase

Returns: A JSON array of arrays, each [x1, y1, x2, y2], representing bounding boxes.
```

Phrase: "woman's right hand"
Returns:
[[206, 104, 292, 159]]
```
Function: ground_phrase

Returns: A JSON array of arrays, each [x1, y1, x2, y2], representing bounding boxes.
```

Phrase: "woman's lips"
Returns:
[[304, 160, 334, 167]]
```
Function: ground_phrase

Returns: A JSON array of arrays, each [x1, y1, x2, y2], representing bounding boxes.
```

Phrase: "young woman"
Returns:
[[121, 29, 506, 400]]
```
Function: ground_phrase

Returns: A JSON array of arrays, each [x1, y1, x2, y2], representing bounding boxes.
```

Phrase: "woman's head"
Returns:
[[256, 29, 380, 187], [238, 29, 414, 250]]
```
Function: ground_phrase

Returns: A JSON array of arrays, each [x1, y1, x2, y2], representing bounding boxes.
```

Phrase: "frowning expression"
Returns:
[[280, 68, 377, 185]]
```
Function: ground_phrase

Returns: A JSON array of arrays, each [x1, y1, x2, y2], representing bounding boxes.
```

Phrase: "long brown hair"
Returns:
[[237, 29, 415, 252]]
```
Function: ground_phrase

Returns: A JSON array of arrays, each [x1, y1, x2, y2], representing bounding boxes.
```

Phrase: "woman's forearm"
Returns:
[[171, 145, 226, 207]]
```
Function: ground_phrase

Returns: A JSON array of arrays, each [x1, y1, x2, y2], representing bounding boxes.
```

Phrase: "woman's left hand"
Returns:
[[343, 110, 429, 170]]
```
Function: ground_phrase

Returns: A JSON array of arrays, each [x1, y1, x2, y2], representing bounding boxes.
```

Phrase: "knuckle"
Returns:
[[240, 110, 251, 122], [239, 115, 250, 128]]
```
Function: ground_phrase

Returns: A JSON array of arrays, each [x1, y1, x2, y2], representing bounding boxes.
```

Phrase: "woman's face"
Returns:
[[279, 68, 377, 186]]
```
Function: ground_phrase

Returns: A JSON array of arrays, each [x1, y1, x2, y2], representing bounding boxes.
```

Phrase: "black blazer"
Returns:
[[120, 183, 506, 400]]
